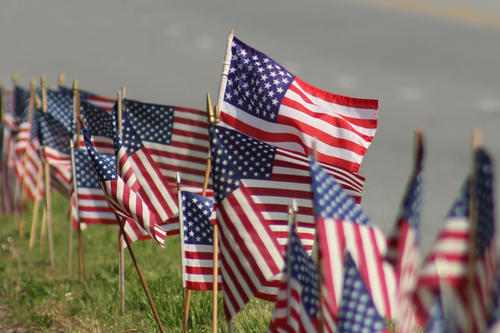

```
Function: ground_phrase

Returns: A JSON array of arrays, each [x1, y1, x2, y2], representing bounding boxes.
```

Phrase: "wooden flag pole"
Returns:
[[71, 79, 86, 282], [177, 173, 191, 333], [117, 90, 126, 315], [28, 164, 44, 248], [41, 74, 55, 268], [58, 73, 65, 88], [40, 206, 47, 249], [206, 93, 220, 333]]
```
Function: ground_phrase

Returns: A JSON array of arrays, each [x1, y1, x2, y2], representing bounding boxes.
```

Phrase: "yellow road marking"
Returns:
[[358, 0, 500, 29]]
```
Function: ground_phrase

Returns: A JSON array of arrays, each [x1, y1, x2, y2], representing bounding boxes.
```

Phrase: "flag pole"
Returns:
[[206, 93, 220, 333], [41, 74, 55, 268], [116, 90, 126, 315], [286, 200, 298, 329], [467, 128, 482, 332], [28, 164, 44, 248], [12, 73, 23, 220], [177, 173, 191, 333], [71, 79, 86, 281], [58, 73, 65, 88]]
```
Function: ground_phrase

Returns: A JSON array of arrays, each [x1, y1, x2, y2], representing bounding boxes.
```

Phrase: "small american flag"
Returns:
[[337, 252, 388, 333], [268, 222, 320, 332], [311, 158, 395, 321], [416, 148, 497, 332], [180, 190, 221, 291], [210, 125, 365, 321], [386, 138, 423, 332], [219, 36, 378, 174], [73, 148, 117, 225], [77, 88, 116, 113], [112, 109, 179, 235], [123, 98, 211, 194], [83, 130, 167, 246]]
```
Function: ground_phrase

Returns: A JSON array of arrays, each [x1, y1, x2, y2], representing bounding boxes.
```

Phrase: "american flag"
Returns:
[[77, 100, 114, 154], [122, 98, 211, 194], [83, 130, 167, 246], [416, 148, 497, 332], [218, 36, 378, 174], [311, 158, 395, 321], [337, 252, 388, 333], [487, 271, 500, 332], [385, 137, 423, 332], [39, 111, 72, 195], [1, 89, 17, 213], [268, 221, 320, 333], [210, 125, 364, 321], [14, 86, 30, 121], [113, 109, 179, 235], [179, 190, 221, 291], [77, 88, 116, 113], [73, 148, 117, 225]]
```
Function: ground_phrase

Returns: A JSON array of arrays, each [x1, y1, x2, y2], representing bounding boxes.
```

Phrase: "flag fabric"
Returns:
[[46, 89, 74, 134], [79, 89, 115, 113], [122, 98, 211, 194], [73, 147, 117, 225], [1, 89, 17, 213], [179, 190, 221, 291], [83, 129, 167, 246], [337, 252, 389, 333], [311, 158, 395, 321], [210, 125, 364, 321], [415, 148, 497, 332], [218, 36, 378, 174], [39, 111, 72, 195], [487, 269, 500, 332], [385, 141, 424, 332], [268, 221, 321, 333], [112, 108, 179, 235]]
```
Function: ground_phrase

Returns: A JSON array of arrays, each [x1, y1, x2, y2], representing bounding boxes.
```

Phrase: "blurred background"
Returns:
[[1, 0, 499, 250]]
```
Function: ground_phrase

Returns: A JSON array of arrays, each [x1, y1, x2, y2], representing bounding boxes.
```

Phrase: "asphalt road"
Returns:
[[1, 0, 499, 250]]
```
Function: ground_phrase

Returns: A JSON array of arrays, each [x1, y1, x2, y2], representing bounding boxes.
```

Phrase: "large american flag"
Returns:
[[83, 130, 167, 246], [218, 36, 378, 174], [113, 110, 179, 235], [39, 111, 72, 195], [180, 190, 221, 291], [386, 139, 423, 332], [337, 252, 389, 333], [122, 99, 211, 194], [268, 222, 320, 333], [311, 158, 395, 321], [415, 148, 497, 332], [210, 125, 364, 321]]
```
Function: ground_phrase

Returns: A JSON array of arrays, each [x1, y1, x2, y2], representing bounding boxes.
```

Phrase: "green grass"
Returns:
[[0, 192, 272, 332]]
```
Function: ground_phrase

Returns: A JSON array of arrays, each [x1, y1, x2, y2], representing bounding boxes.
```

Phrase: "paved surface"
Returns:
[[1, 0, 499, 250]]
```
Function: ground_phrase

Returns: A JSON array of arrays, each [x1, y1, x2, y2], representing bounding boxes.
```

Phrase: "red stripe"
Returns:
[[293, 77, 378, 109]]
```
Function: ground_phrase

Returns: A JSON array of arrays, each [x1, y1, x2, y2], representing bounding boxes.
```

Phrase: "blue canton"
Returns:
[[401, 165, 423, 231], [209, 125, 276, 204], [111, 106, 143, 156], [474, 149, 494, 257], [310, 158, 370, 224], [123, 99, 174, 145], [83, 129, 117, 181], [39, 112, 71, 154], [287, 223, 319, 318], [46, 89, 74, 134], [338, 253, 386, 333], [182, 191, 214, 246], [447, 181, 469, 218], [30, 109, 41, 140], [224, 37, 295, 123], [75, 148, 116, 189], [80, 100, 113, 138]]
